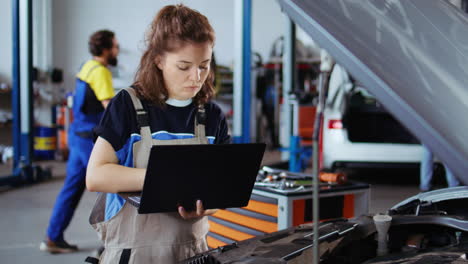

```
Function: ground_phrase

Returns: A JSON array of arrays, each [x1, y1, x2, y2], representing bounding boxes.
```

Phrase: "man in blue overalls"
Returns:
[[40, 30, 119, 253]]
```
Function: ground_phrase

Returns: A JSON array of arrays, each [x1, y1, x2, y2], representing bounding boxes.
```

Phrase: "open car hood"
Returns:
[[277, 0, 468, 184]]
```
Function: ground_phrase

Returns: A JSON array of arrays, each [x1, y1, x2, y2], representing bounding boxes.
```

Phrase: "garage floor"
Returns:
[[0, 150, 427, 264]]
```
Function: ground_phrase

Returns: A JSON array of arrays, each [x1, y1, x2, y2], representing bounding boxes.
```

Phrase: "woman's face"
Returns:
[[157, 42, 213, 101]]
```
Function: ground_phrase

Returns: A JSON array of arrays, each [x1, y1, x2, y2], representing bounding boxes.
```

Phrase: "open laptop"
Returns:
[[120, 143, 266, 214]]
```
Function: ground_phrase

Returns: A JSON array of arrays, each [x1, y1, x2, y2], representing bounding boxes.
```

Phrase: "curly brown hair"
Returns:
[[88, 30, 115, 56], [134, 4, 216, 107]]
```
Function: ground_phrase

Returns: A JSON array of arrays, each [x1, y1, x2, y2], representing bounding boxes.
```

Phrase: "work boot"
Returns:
[[39, 238, 78, 254]]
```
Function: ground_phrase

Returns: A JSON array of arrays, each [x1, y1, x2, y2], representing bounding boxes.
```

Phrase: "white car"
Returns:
[[322, 64, 422, 170]]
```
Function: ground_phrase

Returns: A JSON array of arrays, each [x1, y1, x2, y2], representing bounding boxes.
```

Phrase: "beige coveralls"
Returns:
[[89, 88, 209, 263]]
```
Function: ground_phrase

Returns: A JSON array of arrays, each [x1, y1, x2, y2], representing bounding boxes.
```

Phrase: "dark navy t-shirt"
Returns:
[[95, 89, 231, 153], [94, 89, 231, 220]]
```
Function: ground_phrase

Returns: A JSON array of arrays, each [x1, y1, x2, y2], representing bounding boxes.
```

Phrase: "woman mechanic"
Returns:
[[86, 4, 230, 263]]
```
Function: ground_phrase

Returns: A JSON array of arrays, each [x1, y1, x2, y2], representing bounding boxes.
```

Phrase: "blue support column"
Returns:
[[12, 0, 21, 170], [0, 0, 50, 186], [241, 0, 252, 143], [0, 0, 25, 186], [233, 0, 252, 144]]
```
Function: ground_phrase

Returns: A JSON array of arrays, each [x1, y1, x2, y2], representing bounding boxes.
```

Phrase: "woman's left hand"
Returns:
[[178, 200, 218, 219]]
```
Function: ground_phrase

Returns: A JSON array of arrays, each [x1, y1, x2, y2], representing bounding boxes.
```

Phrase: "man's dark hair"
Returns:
[[88, 30, 115, 56]]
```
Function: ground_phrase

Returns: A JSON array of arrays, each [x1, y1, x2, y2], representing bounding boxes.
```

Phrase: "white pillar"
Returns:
[[280, 15, 295, 160], [233, 0, 244, 142]]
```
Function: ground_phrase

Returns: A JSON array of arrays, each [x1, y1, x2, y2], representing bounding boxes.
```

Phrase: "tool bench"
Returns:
[[207, 180, 370, 248]]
